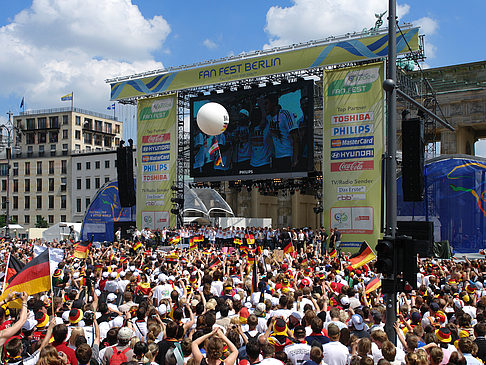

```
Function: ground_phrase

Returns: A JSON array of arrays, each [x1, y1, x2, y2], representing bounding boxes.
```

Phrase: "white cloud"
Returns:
[[203, 38, 218, 49], [0, 0, 170, 112], [413, 16, 438, 59], [264, 0, 393, 48]]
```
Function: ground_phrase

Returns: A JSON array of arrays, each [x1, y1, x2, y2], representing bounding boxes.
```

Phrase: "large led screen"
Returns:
[[190, 80, 314, 181]]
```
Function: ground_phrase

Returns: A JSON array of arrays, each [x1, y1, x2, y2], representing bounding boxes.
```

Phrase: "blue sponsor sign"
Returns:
[[141, 153, 170, 163], [331, 136, 374, 148], [141, 143, 170, 153], [330, 148, 374, 160]]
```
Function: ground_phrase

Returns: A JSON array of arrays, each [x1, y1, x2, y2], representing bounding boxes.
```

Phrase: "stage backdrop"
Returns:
[[323, 62, 384, 249], [137, 95, 177, 229]]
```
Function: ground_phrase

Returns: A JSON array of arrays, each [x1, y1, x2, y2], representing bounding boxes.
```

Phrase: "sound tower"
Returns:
[[397, 221, 434, 258], [402, 117, 425, 201], [117, 144, 136, 207]]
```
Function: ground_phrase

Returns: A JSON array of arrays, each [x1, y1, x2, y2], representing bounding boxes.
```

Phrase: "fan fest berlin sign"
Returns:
[[323, 62, 384, 248], [137, 95, 177, 229], [110, 28, 418, 100]]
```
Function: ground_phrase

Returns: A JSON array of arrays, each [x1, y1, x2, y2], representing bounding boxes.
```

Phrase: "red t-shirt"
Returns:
[[53, 341, 79, 365]]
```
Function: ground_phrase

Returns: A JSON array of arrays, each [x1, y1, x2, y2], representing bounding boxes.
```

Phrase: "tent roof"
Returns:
[[183, 184, 233, 216]]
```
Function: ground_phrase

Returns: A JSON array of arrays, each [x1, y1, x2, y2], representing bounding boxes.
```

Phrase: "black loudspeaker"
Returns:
[[402, 118, 425, 201], [397, 221, 434, 258], [117, 146, 136, 207]]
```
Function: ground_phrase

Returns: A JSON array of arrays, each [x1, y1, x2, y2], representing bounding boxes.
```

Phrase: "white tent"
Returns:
[[42, 222, 82, 242]]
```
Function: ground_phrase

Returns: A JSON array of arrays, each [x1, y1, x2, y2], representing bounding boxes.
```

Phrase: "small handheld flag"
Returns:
[[349, 241, 376, 269], [208, 140, 220, 155]]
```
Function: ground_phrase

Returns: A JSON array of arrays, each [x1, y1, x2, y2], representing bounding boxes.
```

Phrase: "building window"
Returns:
[[83, 132, 92, 144], [24, 179, 30, 192], [104, 136, 112, 147], [105, 160, 110, 169], [24, 196, 30, 209], [85, 198, 90, 209], [39, 145, 44, 157], [105, 177, 110, 183], [36, 161, 42, 175], [75, 144, 81, 152], [76, 198, 82, 213], [36, 196, 42, 209], [11, 215, 18, 224], [75, 116, 81, 126], [95, 177, 100, 189], [95, 161, 100, 169], [24, 215, 30, 224], [49, 132, 58, 143], [62, 129, 68, 139], [115, 137, 120, 146], [25, 162, 30, 175], [77, 162, 81, 170], [61, 160, 67, 174], [36, 178, 42, 192], [61, 177, 66, 191], [36, 215, 42, 224], [27, 146, 33, 157], [49, 161, 54, 174], [48, 195, 54, 209], [49, 178, 54, 191], [38, 132, 46, 144], [26, 133, 35, 144], [104, 122, 112, 134], [48, 215, 54, 224], [61, 195, 66, 209], [13, 196, 18, 210], [13, 180, 18, 193], [86, 162, 91, 170], [86, 178, 91, 190], [50, 144, 56, 156], [27, 118, 35, 130], [115, 124, 120, 134], [49, 116, 59, 128], [61, 215, 66, 222], [13, 163, 18, 176], [62, 115, 68, 125], [62, 144, 68, 155], [38, 117, 47, 129], [1, 180, 6, 191], [77, 178, 81, 190], [1, 197, 5, 210]]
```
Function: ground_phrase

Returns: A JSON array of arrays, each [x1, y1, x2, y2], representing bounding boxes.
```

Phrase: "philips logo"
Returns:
[[331, 124, 374, 137]]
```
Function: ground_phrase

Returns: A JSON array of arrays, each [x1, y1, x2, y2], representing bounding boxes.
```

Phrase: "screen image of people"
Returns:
[[190, 80, 313, 179]]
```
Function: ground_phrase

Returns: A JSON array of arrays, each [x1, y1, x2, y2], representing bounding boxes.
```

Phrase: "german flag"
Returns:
[[169, 235, 181, 245], [166, 253, 179, 262], [240, 250, 248, 259], [133, 241, 142, 251], [365, 275, 381, 294], [241, 244, 249, 254], [234, 238, 242, 245], [251, 256, 258, 294], [329, 249, 337, 258], [246, 234, 255, 245], [209, 257, 221, 269], [189, 238, 197, 251], [349, 241, 376, 269], [256, 246, 262, 255], [4, 254, 25, 287], [248, 255, 255, 266], [0, 249, 50, 307], [74, 241, 91, 259], [283, 241, 294, 255], [194, 235, 204, 242]]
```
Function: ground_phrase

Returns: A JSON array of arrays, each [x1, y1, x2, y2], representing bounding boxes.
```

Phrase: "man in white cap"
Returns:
[[101, 327, 134, 365], [152, 274, 172, 306], [107, 293, 118, 312]]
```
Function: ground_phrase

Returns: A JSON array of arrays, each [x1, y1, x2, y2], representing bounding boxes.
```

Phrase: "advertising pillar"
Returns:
[[323, 62, 384, 250]]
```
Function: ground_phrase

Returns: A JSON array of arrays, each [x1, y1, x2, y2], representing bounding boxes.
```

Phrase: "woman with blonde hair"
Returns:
[[191, 327, 238, 365], [68, 327, 85, 350], [37, 344, 67, 365]]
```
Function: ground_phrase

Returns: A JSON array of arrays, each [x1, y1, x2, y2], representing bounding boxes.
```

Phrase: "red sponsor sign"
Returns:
[[330, 160, 374, 172], [142, 133, 171, 144]]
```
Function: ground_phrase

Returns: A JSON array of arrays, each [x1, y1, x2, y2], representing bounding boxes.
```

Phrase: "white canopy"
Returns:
[[42, 222, 82, 242], [2, 224, 24, 230]]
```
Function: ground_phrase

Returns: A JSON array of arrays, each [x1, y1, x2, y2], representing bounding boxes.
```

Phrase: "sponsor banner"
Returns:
[[331, 136, 374, 148], [323, 62, 384, 251], [111, 28, 419, 100], [137, 95, 177, 229], [330, 148, 374, 160]]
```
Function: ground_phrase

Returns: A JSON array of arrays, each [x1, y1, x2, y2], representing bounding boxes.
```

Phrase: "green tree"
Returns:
[[35, 216, 49, 228]]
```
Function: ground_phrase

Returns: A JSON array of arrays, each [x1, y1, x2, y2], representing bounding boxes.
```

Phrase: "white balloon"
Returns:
[[196, 102, 229, 136]]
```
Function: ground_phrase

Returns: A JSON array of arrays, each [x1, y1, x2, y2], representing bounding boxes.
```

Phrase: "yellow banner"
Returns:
[[111, 28, 419, 100], [323, 62, 385, 251], [136, 95, 178, 229]]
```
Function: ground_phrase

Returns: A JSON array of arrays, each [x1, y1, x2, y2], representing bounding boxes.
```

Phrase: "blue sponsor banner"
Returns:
[[141, 153, 170, 163], [331, 136, 374, 148], [331, 124, 374, 137], [141, 143, 170, 153], [330, 148, 374, 160]]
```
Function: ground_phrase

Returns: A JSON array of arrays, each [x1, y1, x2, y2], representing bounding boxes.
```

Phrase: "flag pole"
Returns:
[[71, 91, 74, 110], [2, 253, 11, 291], [49, 248, 55, 318], [113, 103, 116, 120]]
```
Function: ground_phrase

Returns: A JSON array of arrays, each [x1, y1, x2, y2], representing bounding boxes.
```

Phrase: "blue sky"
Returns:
[[0, 0, 483, 150]]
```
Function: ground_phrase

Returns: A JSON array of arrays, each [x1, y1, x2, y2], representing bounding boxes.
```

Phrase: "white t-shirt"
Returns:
[[284, 342, 311, 365], [322, 341, 349, 365]]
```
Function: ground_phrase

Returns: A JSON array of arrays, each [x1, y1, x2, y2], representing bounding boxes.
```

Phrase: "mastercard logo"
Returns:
[[331, 139, 342, 147]]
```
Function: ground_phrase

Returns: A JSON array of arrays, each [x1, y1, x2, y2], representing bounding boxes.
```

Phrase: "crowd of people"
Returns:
[[0, 225, 484, 365]]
